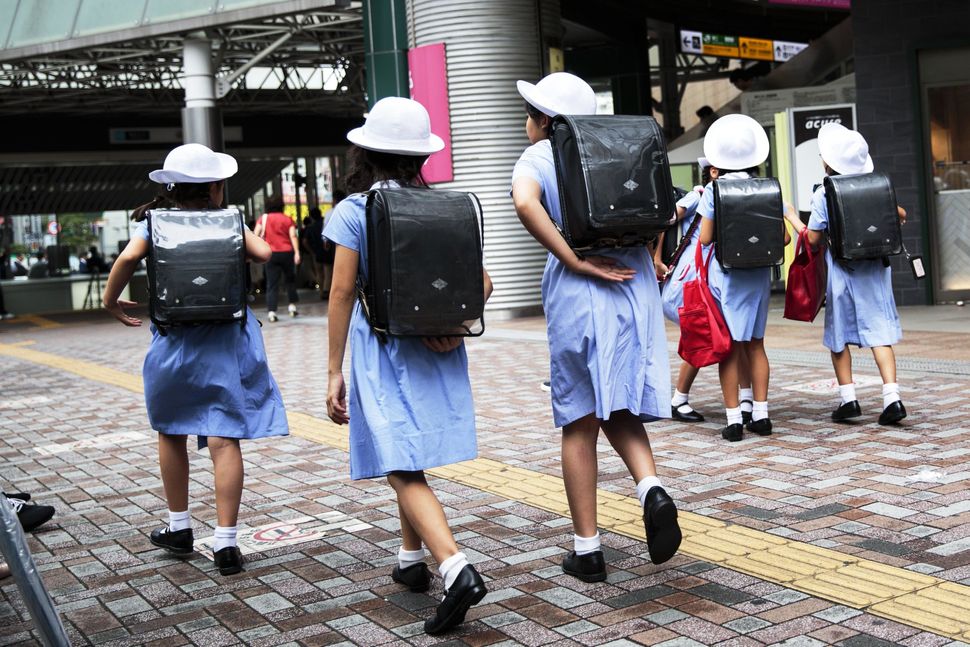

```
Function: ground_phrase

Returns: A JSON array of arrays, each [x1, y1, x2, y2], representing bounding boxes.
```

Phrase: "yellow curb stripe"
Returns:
[[3, 342, 970, 640], [20, 314, 64, 329]]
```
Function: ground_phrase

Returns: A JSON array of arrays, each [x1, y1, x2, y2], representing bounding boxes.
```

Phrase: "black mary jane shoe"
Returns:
[[424, 564, 487, 635], [746, 418, 773, 436], [672, 404, 705, 423], [643, 487, 682, 566], [213, 546, 245, 575], [392, 562, 431, 592], [740, 400, 753, 425], [831, 400, 862, 423], [878, 400, 907, 426], [562, 550, 607, 583], [149, 527, 194, 555], [721, 423, 744, 442]]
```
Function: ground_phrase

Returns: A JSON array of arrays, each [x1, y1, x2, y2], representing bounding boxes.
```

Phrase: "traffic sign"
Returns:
[[47, 221, 60, 236], [739, 37, 774, 62]]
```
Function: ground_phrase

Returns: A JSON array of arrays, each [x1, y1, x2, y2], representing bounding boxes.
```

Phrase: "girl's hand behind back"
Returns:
[[422, 336, 463, 353], [104, 299, 142, 327], [571, 255, 637, 282]]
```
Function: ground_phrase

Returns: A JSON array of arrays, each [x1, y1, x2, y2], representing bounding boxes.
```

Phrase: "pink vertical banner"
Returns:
[[408, 43, 453, 184]]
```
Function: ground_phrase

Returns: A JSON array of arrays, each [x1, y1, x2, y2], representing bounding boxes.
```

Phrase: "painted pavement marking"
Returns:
[[34, 431, 150, 456], [3, 342, 970, 640], [194, 512, 372, 560]]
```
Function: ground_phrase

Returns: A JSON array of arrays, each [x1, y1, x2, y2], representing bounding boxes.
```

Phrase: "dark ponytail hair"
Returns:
[[342, 145, 428, 194], [130, 181, 221, 221]]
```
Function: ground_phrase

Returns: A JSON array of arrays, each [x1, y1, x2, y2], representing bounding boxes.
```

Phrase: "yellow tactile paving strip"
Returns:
[[3, 341, 970, 641]]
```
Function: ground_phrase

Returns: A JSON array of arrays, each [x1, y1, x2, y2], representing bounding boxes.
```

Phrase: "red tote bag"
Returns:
[[783, 229, 827, 322], [678, 243, 732, 368]]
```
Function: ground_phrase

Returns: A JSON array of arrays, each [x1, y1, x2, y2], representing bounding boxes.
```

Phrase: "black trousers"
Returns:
[[265, 251, 299, 313]]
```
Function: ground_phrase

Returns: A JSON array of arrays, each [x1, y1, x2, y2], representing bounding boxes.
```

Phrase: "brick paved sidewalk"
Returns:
[[2, 299, 970, 646]]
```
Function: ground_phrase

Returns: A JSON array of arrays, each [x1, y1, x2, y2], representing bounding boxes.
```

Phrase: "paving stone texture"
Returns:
[[1, 298, 970, 646]]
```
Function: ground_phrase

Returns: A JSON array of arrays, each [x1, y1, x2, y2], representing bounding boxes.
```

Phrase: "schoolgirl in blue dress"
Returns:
[[102, 144, 289, 575], [511, 72, 681, 583], [324, 97, 493, 636], [697, 115, 793, 442], [784, 123, 907, 425]]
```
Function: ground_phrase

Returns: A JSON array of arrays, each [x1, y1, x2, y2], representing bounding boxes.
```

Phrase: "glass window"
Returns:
[[74, 0, 146, 38], [143, 0, 213, 25], [0, 1, 19, 49], [217, 0, 272, 10], [7, 0, 81, 48]]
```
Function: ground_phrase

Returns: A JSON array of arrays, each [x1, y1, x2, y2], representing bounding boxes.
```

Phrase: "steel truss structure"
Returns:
[[0, 4, 365, 117]]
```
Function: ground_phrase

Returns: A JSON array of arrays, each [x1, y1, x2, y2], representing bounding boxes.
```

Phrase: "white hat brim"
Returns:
[[703, 114, 770, 171], [818, 125, 874, 175], [517, 80, 561, 117], [697, 157, 711, 170], [346, 126, 445, 155], [148, 151, 238, 184]]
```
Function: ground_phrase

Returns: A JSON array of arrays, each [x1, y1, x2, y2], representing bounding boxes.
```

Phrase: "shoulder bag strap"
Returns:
[[663, 214, 702, 282]]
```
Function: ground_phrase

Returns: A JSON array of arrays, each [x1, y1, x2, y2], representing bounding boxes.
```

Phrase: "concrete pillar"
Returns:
[[181, 37, 224, 151]]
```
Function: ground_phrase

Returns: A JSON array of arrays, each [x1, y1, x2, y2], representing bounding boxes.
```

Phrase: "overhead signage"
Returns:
[[770, 0, 850, 8], [109, 126, 242, 145], [680, 29, 808, 63], [739, 37, 774, 62], [774, 40, 810, 62], [681, 30, 702, 55], [702, 33, 738, 58]]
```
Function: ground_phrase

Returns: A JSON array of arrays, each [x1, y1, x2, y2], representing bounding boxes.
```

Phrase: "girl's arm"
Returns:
[[245, 230, 272, 263], [484, 268, 494, 302], [102, 237, 149, 326], [511, 177, 635, 282], [326, 244, 357, 424], [699, 217, 714, 246], [784, 205, 823, 246], [653, 231, 668, 279]]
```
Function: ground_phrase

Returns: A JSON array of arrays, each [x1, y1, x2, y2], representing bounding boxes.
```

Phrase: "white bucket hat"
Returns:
[[148, 143, 238, 184], [346, 97, 444, 156], [817, 123, 874, 175], [703, 114, 770, 171], [697, 157, 711, 170], [517, 72, 596, 117]]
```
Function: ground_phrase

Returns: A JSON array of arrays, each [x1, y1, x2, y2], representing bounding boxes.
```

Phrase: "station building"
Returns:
[[0, 0, 967, 314]]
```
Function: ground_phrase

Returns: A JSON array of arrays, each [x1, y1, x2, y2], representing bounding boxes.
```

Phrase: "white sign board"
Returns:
[[789, 104, 856, 213], [774, 40, 809, 62], [680, 30, 703, 55]]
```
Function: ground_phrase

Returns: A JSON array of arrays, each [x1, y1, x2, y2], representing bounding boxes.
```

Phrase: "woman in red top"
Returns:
[[255, 194, 302, 321]]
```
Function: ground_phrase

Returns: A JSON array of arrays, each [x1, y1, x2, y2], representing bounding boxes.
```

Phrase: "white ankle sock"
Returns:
[[726, 406, 742, 426], [739, 388, 754, 409], [168, 510, 191, 532], [752, 401, 768, 422], [883, 383, 901, 408], [839, 383, 857, 404], [212, 525, 237, 552], [398, 547, 426, 569], [574, 532, 601, 555], [636, 476, 663, 508], [439, 552, 468, 592], [671, 389, 690, 408]]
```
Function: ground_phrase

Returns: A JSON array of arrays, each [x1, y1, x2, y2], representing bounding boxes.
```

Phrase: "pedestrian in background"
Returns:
[[325, 98, 493, 635], [102, 143, 289, 576], [511, 72, 682, 583], [303, 207, 329, 299], [697, 115, 793, 442], [784, 123, 908, 425], [255, 194, 301, 321]]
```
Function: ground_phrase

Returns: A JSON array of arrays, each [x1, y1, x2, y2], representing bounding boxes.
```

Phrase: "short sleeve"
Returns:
[[132, 219, 149, 241], [675, 191, 700, 212], [807, 186, 829, 232], [511, 145, 544, 187], [697, 183, 716, 220], [323, 196, 366, 253]]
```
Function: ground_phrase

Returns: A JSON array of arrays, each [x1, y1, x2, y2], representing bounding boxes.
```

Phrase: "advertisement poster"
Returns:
[[788, 104, 856, 213], [408, 43, 454, 184]]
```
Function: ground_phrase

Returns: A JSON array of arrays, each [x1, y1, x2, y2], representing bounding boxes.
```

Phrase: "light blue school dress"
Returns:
[[134, 220, 289, 448], [807, 185, 902, 352], [323, 191, 477, 480], [697, 172, 772, 342], [512, 140, 670, 428], [662, 189, 706, 324]]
